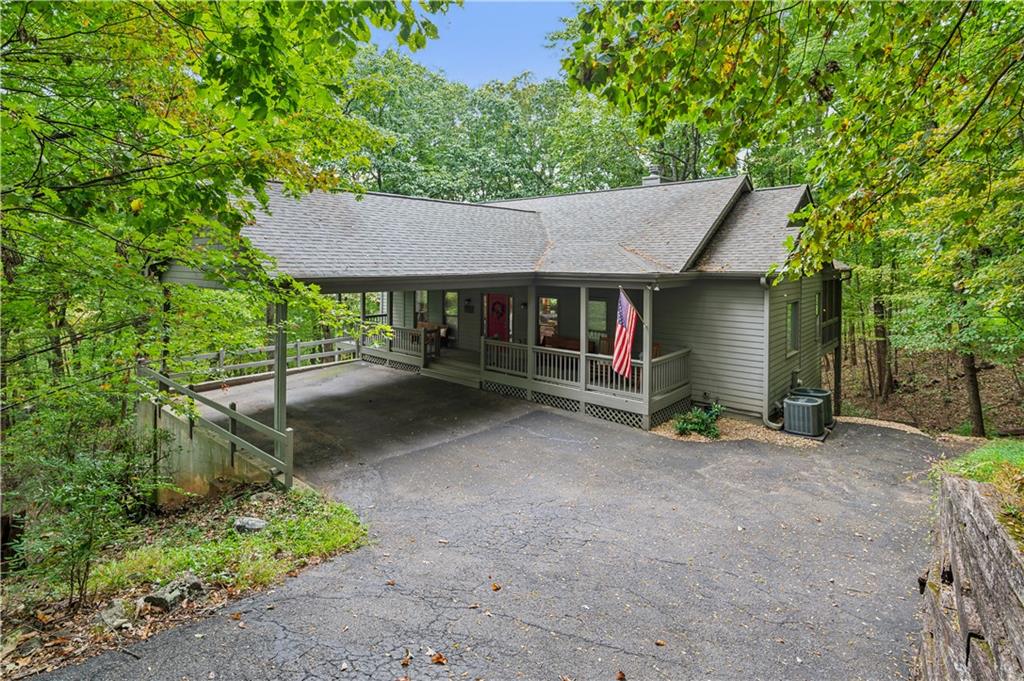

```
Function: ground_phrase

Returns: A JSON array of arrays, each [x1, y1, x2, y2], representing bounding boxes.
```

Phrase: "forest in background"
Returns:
[[1, 1, 1022, 614]]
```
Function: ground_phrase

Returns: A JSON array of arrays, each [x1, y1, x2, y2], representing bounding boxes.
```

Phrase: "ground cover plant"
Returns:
[[1, 484, 365, 678], [933, 439, 1024, 545], [672, 402, 724, 439]]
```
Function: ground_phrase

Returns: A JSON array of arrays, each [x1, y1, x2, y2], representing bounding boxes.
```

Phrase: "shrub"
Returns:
[[673, 402, 724, 439]]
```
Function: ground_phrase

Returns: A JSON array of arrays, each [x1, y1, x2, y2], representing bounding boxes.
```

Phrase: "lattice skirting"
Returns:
[[585, 403, 645, 429], [650, 398, 693, 427], [362, 354, 420, 373], [481, 380, 528, 401], [532, 391, 580, 413]]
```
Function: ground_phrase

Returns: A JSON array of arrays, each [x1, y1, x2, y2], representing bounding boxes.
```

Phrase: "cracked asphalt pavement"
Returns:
[[46, 362, 953, 680]]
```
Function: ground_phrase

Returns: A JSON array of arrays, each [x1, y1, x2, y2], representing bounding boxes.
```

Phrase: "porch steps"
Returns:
[[421, 360, 481, 389]]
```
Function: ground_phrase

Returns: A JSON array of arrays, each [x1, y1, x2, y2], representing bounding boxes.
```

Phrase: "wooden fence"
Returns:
[[137, 364, 294, 490], [169, 336, 358, 382]]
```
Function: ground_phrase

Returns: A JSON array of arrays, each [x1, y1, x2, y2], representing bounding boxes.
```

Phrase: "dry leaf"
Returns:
[[401, 649, 411, 667], [655, 640, 666, 647], [229, 612, 242, 621], [490, 583, 501, 592], [616, 672, 626, 681], [431, 651, 447, 665], [385, 579, 396, 587], [467, 603, 480, 609]]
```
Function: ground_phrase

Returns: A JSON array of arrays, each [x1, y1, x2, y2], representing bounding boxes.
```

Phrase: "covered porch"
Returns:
[[356, 280, 692, 429]]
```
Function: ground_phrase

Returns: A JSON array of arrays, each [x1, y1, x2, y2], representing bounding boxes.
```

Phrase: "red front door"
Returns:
[[485, 294, 511, 341]]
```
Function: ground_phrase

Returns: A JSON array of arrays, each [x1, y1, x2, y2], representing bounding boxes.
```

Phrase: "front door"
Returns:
[[485, 293, 511, 342]]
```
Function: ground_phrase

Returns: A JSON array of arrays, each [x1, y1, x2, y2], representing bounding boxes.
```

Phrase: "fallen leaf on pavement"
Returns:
[[655, 640, 666, 647], [229, 612, 242, 621], [431, 651, 447, 665], [616, 672, 626, 680], [490, 583, 501, 592], [401, 649, 411, 667]]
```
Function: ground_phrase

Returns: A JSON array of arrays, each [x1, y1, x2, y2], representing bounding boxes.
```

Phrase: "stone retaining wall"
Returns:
[[914, 476, 1024, 680]]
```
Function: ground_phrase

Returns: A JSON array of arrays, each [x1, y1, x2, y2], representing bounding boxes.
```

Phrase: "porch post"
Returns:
[[641, 286, 653, 429], [526, 284, 537, 399], [359, 292, 366, 322], [833, 279, 843, 418], [387, 290, 393, 326], [273, 301, 289, 483], [579, 286, 588, 410]]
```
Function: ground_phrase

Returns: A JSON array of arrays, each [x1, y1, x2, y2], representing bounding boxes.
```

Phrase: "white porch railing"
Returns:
[[364, 325, 424, 358], [480, 337, 691, 405], [651, 348, 691, 396], [533, 345, 581, 386], [483, 339, 528, 376], [586, 354, 643, 396]]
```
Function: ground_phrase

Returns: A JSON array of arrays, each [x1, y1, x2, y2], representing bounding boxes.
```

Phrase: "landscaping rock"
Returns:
[[234, 516, 268, 533], [250, 491, 277, 505], [98, 599, 131, 631], [143, 571, 204, 612]]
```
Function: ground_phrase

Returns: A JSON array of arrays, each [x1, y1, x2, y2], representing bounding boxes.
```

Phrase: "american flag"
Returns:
[[612, 289, 638, 378]]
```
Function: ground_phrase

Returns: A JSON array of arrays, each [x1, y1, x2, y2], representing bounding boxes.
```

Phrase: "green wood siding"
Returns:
[[653, 279, 765, 415], [767, 275, 824, 410]]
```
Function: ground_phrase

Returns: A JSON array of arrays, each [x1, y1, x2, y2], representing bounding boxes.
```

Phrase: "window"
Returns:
[[587, 300, 607, 334], [815, 292, 822, 338], [443, 291, 459, 320], [414, 290, 428, 322], [787, 301, 800, 354], [538, 297, 558, 340]]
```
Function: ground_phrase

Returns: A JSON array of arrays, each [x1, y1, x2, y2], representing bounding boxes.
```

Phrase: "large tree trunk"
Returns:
[[873, 298, 893, 401], [961, 352, 986, 437]]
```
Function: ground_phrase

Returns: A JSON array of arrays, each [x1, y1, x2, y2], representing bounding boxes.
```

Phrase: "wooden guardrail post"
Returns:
[[283, 427, 294, 489], [419, 328, 427, 367], [228, 401, 237, 468]]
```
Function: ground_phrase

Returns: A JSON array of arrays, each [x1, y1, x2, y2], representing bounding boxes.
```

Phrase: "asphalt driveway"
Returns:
[[48, 362, 953, 680]]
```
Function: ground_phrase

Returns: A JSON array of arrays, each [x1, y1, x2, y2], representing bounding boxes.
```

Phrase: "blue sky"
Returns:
[[374, 1, 575, 86]]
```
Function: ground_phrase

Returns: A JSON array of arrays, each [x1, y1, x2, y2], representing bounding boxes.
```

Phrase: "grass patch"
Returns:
[[933, 439, 1024, 545], [89, 487, 365, 598], [933, 438, 1024, 483]]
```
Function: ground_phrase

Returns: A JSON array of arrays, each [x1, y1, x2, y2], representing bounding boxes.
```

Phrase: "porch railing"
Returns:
[[586, 354, 643, 396], [651, 348, 691, 396], [137, 363, 294, 488], [391, 326, 425, 356], [363, 312, 389, 326], [172, 336, 358, 381], [480, 337, 691, 405], [483, 338, 528, 376], [533, 346, 580, 386]]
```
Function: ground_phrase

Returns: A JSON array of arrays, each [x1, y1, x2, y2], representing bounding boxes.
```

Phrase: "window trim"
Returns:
[[786, 300, 801, 356]]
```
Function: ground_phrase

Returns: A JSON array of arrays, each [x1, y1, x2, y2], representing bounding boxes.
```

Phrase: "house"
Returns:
[[165, 171, 845, 431]]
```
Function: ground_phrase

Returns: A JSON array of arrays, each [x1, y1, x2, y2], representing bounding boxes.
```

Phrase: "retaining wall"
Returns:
[[914, 476, 1024, 680]]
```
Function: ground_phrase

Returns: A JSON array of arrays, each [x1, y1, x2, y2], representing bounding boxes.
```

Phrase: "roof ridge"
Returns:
[[266, 181, 540, 215], [752, 184, 808, 192], [483, 174, 743, 204]]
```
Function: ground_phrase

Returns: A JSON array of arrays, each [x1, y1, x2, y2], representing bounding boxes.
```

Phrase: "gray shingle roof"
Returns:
[[695, 186, 810, 273], [242, 176, 806, 280], [244, 185, 546, 279], [487, 175, 749, 273]]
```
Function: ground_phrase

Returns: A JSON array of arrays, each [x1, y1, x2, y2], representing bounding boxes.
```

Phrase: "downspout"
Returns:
[[760, 275, 784, 430]]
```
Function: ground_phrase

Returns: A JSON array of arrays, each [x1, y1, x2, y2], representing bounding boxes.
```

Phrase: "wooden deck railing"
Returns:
[[137, 364, 294, 488], [533, 345, 581, 386], [651, 348, 691, 396], [481, 337, 691, 405], [483, 339, 528, 376], [586, 354, 643, 396], [172, 336, 358, 380]]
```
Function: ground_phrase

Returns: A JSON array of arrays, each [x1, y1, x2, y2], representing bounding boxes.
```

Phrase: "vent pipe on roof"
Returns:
[[642, 164, 662, 187]]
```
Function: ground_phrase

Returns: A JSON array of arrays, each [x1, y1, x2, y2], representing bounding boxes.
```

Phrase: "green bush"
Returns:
[[673, 402, 724, 439], [4, 394, 169, 611]]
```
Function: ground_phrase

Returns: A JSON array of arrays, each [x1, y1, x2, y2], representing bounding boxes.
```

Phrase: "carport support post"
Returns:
[[526, 284, 537, 399], [579, 286, 588, 411], [273, 301, 289, 486], [641, 286, 653, 429]]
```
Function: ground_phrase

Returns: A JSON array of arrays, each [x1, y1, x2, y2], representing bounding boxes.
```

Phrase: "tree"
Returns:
[[563, 1, 1024, 435]]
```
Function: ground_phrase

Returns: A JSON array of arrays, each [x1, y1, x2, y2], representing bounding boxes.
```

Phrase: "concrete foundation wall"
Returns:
[[137, 400, 270, 506]]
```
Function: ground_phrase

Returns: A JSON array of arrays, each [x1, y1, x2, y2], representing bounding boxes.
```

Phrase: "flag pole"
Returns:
[[619, 286, 649, 328]]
